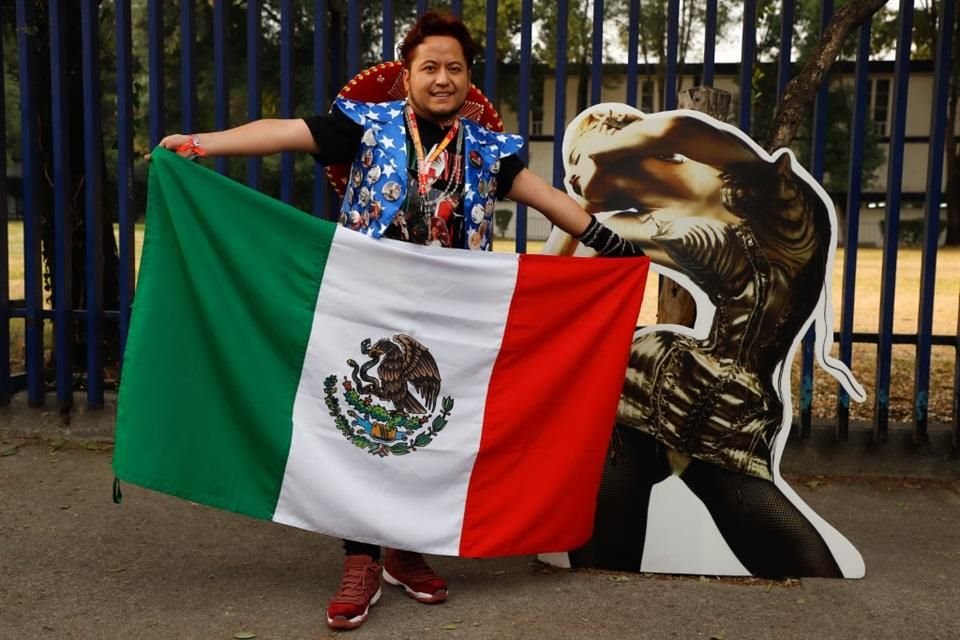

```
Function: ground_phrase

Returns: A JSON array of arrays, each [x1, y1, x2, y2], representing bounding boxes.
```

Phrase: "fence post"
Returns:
[[656, 87, 731, 327]]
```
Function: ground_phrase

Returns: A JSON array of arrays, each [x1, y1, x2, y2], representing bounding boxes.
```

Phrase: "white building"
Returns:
[[492, 60, 952, 246]]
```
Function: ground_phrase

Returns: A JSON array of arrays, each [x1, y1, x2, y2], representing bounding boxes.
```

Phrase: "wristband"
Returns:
[[175, 134, 206, 159], [576, 214, 645, 257]]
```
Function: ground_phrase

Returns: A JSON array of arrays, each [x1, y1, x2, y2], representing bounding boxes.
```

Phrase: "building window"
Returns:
[[870, 77, 891, 136], [640, 79, 655, 113], [531, 73, 545, 136]]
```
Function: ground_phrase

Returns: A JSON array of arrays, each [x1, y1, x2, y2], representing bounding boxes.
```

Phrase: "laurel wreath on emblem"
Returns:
[[323, 334, 455, 457]]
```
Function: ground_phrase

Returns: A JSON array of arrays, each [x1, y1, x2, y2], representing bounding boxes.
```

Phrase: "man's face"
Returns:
[[403, 35, 470, 125]]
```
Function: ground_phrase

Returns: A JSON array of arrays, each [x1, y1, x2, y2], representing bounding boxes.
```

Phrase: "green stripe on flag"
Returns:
[[114, 148, 336, 520]]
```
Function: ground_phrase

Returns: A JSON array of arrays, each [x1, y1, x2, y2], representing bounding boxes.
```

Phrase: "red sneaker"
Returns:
[[382, 548, 448, 604], [326, 554, 382, 630]]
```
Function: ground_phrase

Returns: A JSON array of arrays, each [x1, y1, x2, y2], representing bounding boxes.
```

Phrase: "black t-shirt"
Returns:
[[303, 107, 525, 247]]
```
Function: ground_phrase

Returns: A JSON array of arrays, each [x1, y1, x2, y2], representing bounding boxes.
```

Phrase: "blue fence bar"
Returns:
[[625, 0, 639, 105], [280, 0, 295, 204], [777, 0, 795, 100], [739, 0, 757, 132], [417, 0, 428, 17], [50, 0, 73, 410], [0, 6, 9, 404], [484, 1, 497, 109], [247, 0, 263, 189], [451, 0, 463, 17], [148, 0, 164, 149], [913, 0, 955, 441], [82, 0, 105, 409], [347, 0, 360, 79], [515, 0, 533, 253], [590, 0, 604, 106], [3, 0, 959, 440], [665, 0, 679, 110], [313, 0, 331, 219], [116, 0, 135, 358], [837, 19, 873, 439], [875, 0, 915, 441], [552, 0, 570, 189], [702, 0, 717, 86], [383, 0, 396, 60], [180, 0, 197, 134], [213, 0, 229, 175], [800, 0, 833, 437], [16, 0, 44, 407]]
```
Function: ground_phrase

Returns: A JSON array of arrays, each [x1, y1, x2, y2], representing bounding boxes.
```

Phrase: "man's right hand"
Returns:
[[145, 134, 199, 160]]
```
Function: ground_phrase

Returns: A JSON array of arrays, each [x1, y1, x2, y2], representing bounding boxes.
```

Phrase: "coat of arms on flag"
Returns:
[[325, 334, 455, 457]]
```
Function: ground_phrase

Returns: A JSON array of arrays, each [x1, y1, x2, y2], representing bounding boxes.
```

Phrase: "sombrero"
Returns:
[[325, 60, 505, 197]]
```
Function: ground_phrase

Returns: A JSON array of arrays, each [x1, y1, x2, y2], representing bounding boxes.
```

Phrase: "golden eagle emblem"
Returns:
[[346, 335, 441, 414], [324, 335, 455, 457]]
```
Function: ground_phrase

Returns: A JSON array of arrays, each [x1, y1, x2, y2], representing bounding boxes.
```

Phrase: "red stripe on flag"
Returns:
[[459, 254, 650, 557]]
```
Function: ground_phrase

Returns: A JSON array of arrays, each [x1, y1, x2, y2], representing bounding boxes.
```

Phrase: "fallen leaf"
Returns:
[[492, 569, 506, 576], [608, 575, 631, 582], [441, 624, 459, 630], [233, 632, 257, 639], [0, 445, 19, 457], [803, 479, 823, 490]]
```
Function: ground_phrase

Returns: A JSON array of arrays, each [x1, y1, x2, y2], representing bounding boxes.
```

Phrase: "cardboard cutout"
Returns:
[[540, 104, 866, 579]]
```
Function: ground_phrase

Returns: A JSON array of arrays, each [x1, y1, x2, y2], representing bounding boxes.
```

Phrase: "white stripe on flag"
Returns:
[[274, 229, 521, 554]]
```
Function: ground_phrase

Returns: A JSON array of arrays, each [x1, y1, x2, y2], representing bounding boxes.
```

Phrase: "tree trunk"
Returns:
[[945, 4, 960, 246], [764, 0, 888, 152], [656, 87, 732, 327]]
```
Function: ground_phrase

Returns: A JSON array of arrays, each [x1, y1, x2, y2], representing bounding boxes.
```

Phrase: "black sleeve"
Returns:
[[302, 106, 363, 165], [495, 154, 526, 200]]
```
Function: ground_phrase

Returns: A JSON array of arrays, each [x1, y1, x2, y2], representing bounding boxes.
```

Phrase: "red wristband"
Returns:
[[175, 134, 206, 158]]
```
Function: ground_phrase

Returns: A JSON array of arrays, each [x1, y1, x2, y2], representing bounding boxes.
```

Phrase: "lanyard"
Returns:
[[405, 104, 460, 196]]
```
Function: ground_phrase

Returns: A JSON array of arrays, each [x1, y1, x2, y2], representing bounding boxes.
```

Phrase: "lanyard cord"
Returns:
[[405, 104, 460, 196]]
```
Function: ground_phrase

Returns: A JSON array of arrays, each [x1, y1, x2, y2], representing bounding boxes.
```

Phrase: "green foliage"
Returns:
[[879, 217, 947, 246], [755, 0, 899, 63], [1, 0, 949, 222], [494, 208, 513, 237], [749, 0, 899, 192]]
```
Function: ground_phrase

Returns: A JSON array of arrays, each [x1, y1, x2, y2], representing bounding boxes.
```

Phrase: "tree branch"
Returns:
[[763, 0, 887, 152]]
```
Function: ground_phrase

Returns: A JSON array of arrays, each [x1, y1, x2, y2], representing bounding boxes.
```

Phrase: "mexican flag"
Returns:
[[114, 148, 650, 557]]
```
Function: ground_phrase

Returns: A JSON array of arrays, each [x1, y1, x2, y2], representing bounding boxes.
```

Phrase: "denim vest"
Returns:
[[335, 98, 524, 251]]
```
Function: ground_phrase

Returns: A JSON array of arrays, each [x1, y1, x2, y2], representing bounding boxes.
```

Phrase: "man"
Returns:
[[158, 11, 640, 631]]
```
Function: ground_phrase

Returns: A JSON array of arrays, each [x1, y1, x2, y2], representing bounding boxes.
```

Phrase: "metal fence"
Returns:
[[4, 0, 958, 449]]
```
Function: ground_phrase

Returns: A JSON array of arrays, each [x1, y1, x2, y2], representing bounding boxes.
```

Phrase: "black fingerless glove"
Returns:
[[576, 215, 646, 257]]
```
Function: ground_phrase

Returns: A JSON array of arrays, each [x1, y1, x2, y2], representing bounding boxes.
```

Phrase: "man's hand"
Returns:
[[144, 133, 197, 161]]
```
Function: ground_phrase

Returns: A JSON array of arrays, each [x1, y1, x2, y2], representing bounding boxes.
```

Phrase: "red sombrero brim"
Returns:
[[325, 61, 504, 198]]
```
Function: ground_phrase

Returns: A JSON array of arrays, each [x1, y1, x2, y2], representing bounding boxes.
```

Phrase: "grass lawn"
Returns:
[[6, 223, 959, 423]]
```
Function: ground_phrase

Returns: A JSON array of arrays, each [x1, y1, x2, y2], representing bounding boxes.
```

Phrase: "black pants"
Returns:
[[569, 425, 842, 578], [343, 539, 381, 560]]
